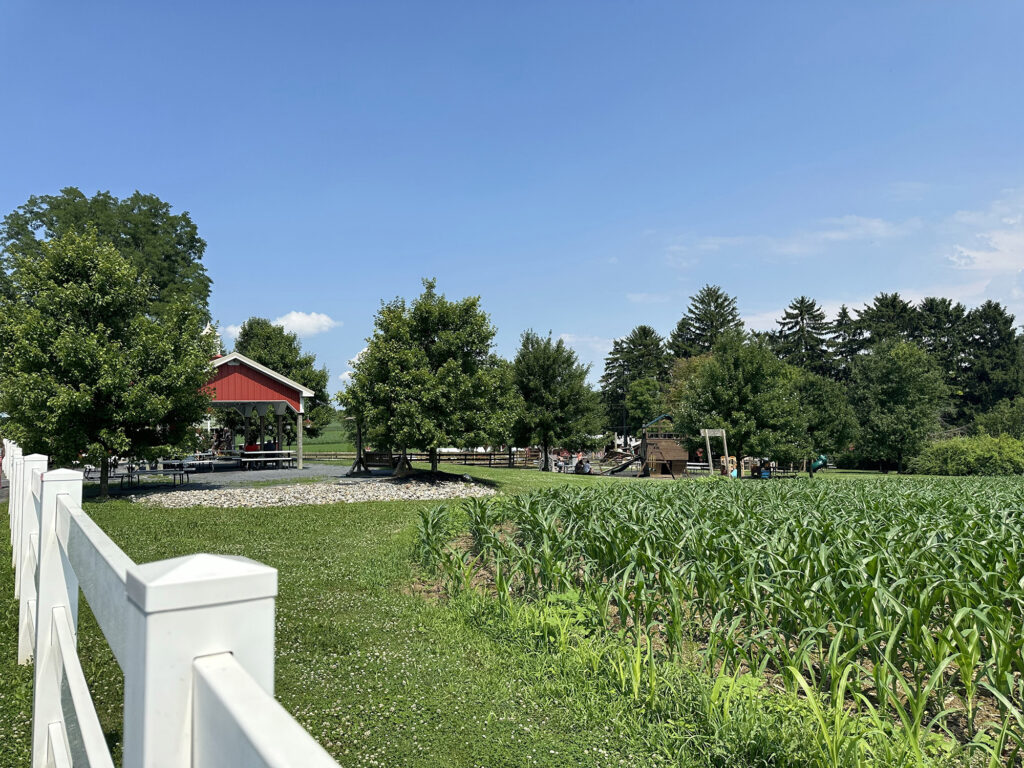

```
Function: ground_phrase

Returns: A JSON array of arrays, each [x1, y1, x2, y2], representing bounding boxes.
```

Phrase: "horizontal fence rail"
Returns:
[[2, 438, 343, 768]]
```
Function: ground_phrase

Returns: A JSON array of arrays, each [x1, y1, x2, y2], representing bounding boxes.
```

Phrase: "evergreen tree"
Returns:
[[914, 297, 969, 421], [513, 331, 602, 470], [829, 304, 861, 381], [961, 301, 1022, 419], [599, 324, 669, 434], [856, 293, 917, 347], [668, 284, 744, 358], [774, 296, 832, 375]]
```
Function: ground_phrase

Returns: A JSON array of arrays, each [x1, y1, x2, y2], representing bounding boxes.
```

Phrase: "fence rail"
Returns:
[[304, 450, 536, 468], [2, 437, 341, 768]]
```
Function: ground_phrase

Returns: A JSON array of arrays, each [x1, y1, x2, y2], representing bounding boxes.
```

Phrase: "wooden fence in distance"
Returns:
[[304, 450, 536, 468]]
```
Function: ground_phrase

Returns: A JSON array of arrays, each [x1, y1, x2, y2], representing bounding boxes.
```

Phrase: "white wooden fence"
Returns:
[[2, 438, 341, 768]]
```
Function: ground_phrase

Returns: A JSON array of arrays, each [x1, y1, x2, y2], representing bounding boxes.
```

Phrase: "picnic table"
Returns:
[[238, 450, 297, 470], [119, 467, 194, 490]]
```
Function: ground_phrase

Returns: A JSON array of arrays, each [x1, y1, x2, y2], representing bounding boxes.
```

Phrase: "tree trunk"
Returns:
[[542, 441, 550, 472], [430, 447, 439, 473], [99, 454, 110, 499], [507, 444, 513, 469]]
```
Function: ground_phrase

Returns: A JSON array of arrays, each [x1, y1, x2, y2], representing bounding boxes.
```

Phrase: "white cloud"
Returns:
[[223, 324, 243, 342], [347, 347, 368, 367], [272, 311, 340, 337], [558, 333, 613, 359], [626, 292, 670, 304], [338, 371, 354, 383], [673, 215, 920, 262]]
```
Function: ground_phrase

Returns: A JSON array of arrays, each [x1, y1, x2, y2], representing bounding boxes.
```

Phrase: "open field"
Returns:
[[303, 418, 355, 453], [4, 471, 1021, 767]]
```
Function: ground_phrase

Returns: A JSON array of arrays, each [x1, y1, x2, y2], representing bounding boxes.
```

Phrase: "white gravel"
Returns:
[[130, 478, 496, 508]]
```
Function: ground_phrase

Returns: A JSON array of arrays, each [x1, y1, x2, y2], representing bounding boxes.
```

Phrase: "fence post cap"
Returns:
[[22, 453, 48, 462], [126, 553, 278, 613], [40, 468, 83, 481]]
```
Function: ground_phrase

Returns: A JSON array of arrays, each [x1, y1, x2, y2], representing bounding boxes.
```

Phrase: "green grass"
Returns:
[[303, 419, 354, 453], [3, 470, 976, 767]]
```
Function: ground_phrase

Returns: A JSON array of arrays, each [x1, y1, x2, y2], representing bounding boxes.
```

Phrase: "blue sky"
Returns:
[[3, 2, 1023, 389]]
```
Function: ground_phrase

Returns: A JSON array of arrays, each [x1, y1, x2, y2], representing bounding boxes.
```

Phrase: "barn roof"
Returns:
[[208, 352, 314, 415]]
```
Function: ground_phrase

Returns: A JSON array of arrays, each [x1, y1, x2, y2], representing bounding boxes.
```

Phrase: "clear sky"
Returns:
[[3, 2, 1023, 389]]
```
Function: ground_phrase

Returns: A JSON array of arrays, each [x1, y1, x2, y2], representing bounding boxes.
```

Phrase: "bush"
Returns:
[[909, 434, 1024, 476]]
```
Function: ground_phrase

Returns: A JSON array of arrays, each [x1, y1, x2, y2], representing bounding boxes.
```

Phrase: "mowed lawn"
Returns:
[[303, 418, 355, 453], [0, 467, 649, 768]]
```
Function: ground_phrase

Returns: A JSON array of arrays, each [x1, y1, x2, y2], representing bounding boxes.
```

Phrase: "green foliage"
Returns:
[[909, 435, 1024, 476], [856, 292, 918, 348], [975, 397, 1024, 439], [1, 187, 210, 320], [828, 304, 861, 382], [512, 331, 603, 468], [232, 317, 333, 439], [848, 340, 947, 471], [0, 229, 216, 495], [795, 369, 858, 456], [599, 325, 669, 433], [667, 284, 744, 358], [773, 296, 832, 376], [961, 300, 1023, 420], [343, 279, 518, 465], [671, 331, 809, 464], [624, 378, 665, 433]]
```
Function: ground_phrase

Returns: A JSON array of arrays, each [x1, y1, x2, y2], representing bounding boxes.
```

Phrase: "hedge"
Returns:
[[909, 434, 1024, 476]]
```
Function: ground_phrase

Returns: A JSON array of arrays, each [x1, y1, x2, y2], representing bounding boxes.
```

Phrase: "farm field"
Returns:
[[303, 418, 355, 453], [3, 472, 1022, 767]]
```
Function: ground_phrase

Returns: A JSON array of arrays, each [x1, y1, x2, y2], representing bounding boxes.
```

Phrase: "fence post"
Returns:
[[8, 444, 23, 568], [30, 468, 83, 768], [17, 455, 50, 664], [122, 553, 278, 768]]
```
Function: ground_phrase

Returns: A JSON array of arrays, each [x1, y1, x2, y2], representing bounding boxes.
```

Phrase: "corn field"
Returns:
[[419, 478, 1024, 764]]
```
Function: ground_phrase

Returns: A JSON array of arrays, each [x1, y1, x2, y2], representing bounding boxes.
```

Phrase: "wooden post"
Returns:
[[296, 409, 304, 470], [276, 415, 283, 451], [704, 433, 713, 475], [722, 432, 731, 477]]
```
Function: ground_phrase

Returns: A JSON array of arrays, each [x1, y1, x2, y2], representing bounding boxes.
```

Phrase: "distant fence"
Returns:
[[304, 450, 536, 468], [2, 438, 340, 768]]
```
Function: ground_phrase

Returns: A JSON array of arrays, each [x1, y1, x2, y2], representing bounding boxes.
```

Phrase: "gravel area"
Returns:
[[130, 477, 496, 508]]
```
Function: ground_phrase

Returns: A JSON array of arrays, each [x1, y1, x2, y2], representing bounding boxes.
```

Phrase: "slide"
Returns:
[[810, 454, 828, 472]]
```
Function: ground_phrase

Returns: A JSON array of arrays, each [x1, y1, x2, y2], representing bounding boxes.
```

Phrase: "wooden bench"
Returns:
[[240, 456, 298, 470]]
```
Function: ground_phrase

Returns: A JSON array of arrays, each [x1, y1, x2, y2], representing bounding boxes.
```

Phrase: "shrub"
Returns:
[[909, 434, 1024, 476]]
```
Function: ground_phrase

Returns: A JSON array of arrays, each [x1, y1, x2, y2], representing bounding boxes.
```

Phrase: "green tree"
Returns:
[[829, 304, 861, 381], [914, 297, 969, 421], [856, 292, 917, 348], [848, 340, 947, 472], [625, 378, 666, 432], [599, 325, 669, 434], [1, 187, 211, 320], [344, 279, 516, 472], [974, 397, 1024, 439], [795, 370, 858, 458], [232, 317, 334, 440], [513, 331, 602, 471], [668, 284, 744, 358], [671, 331, 809, 469], [0, 229, 216, 496], [774, 296, 833, 375], [961, 300, 1022, 419]]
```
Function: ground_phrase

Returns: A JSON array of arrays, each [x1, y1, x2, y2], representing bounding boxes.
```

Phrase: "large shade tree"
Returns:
[[343, 279, 517, 472], [513, 331, 603, 471], [668, 284, 744, 358], [232, 317, 333, 440], [1, 188, 211, 320], [671, 331, 809, 470], [0, 229, 216, 496], [848, 340, 947, 472]]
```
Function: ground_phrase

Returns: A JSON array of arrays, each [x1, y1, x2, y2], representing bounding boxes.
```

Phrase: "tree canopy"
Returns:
[[232, 317, 334, 439], [848, 340, 947, 471], [1, 188, 211, 320], [513, 331, 602, 470], [0, 229, 216, 495], [773, 296, 832, 376], [342, 279, 517, 471], [670, 332, 809, 468], [668, 284, 744, 358]]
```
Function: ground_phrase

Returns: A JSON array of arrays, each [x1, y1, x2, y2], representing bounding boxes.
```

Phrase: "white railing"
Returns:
[[2, 438, 341, 768]]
